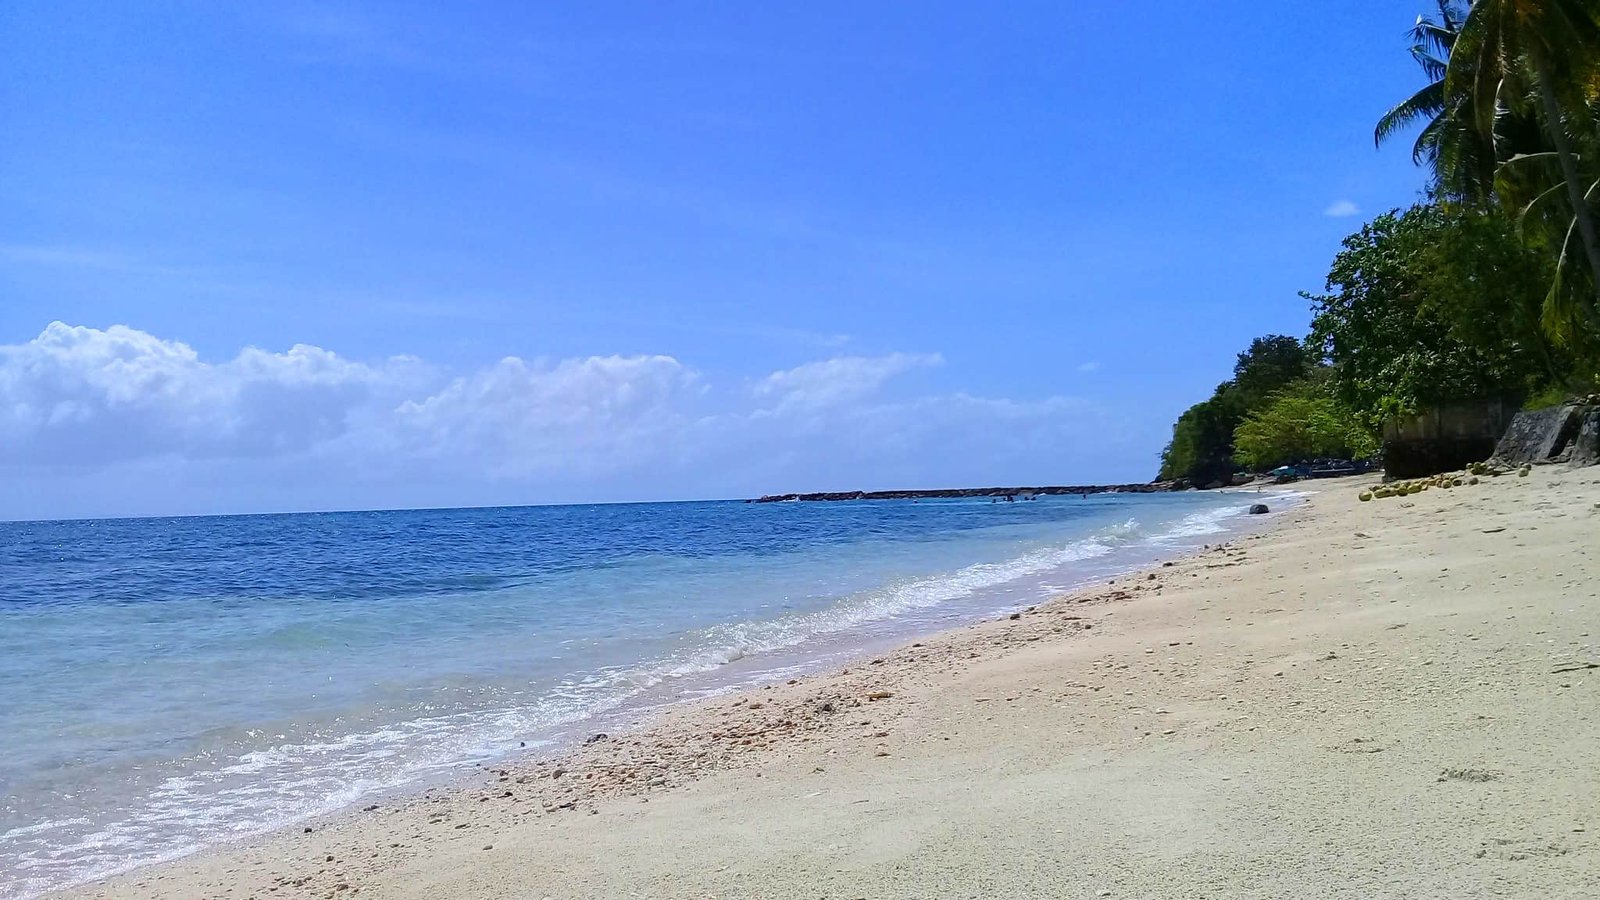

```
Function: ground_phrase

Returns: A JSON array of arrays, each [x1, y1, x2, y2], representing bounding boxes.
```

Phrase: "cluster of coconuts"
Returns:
[[1358, 461, 1531, 502]]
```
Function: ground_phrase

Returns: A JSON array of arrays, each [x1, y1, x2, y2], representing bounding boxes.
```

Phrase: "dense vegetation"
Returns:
[[1306, 204, 1561, 432], [1157, 337, 1377, 484], [1158, 0, 1600, 484]]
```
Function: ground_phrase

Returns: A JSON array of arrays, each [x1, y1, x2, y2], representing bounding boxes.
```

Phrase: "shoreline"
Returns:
[[42, 544, 1243, 899], [9, 490, 1288, 900], [52, 469, 1600, 898], [36, 494, 1296, 898], [748, 473, 1337, 503]]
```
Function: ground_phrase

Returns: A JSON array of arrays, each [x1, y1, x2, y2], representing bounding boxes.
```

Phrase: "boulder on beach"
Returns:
[[1248, 503, 1269, 515]]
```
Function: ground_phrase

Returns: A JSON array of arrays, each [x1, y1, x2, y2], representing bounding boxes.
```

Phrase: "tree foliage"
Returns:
[[1158, 384, 1245, 486], [1232, 380, 1378, 471], [1232, 335, 1309, 408], [1381, 0, 1600, 345], [1374, 1, 1500, 200], [1460, 0, 1600, 332], [1306, 204, 1559, 430], [1158, 335, 1319, 484], [1156, 7, 1600, 485]]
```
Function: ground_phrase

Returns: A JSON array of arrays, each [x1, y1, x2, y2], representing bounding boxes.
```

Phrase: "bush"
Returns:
[[1232, 382, 1378, 470]]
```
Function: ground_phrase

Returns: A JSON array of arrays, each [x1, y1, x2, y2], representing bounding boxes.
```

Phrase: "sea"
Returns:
[[0, 490, 1286, 898]]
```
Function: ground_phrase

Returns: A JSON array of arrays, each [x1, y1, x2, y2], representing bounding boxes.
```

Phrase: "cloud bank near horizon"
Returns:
[[0, 322, 1142, 518]]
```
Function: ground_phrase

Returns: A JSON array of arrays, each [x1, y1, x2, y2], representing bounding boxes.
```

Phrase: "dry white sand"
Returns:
[[56, 468, 1600, 899]]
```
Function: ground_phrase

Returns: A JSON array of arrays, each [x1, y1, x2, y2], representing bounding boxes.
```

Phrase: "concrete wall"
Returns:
[[1381, 400, 1517, 478]]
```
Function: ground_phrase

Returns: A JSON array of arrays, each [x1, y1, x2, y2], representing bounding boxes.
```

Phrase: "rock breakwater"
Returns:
[[751, 483, 1178, 503]]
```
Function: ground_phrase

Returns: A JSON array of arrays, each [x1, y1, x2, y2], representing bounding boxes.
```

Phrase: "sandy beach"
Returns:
[[55, 467, 1600, 900]]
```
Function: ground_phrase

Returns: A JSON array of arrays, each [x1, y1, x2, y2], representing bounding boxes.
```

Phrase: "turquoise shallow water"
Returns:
[[0, 491, 1279, 897]]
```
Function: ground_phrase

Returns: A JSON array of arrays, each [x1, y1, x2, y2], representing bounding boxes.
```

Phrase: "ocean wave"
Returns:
[[1153, 505, 1245, 541], [621, 519, 1146, 684]]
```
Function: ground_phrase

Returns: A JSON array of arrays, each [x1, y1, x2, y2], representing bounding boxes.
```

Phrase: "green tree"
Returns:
[[1232, 335, 1309, 408], [1378, 1, 1600, 343], [1158, 384, 1245, 486], [1233, 380, 1378, 471], [1306, 205, 1557, 429], [1374, 1, 1498, 199], [1414, 200, 1572, 377]]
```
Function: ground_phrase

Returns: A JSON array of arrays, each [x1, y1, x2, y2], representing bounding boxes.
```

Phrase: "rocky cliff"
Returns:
[[1490, 400, 1600, 468]]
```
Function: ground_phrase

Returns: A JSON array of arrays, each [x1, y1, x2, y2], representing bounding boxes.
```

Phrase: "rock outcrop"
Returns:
[[1574, 409, 1600, 467], [1490, 400, 1600, 468]]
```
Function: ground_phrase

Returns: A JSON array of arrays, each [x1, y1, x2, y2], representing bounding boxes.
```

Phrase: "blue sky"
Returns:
[[1, 2, 1432, 518]]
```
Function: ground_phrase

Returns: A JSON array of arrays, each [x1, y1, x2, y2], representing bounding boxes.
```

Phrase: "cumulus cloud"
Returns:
[[0, 323, 1121, 516], [0, 322, 426, 465], [751, 353, 942, 413], [392, 354, 699, 476], [1324, 199, 1360, 218]]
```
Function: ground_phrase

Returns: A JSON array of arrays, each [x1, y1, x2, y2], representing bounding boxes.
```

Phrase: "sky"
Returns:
[[0, 1, 1436, 520]]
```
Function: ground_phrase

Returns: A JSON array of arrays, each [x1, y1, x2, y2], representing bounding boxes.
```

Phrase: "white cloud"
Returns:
[[0, 324, 1124, 516], [752, 352, 942, 413], [1076, 361, 1100, 373], [0, 322, 426, 465], [392, 354, 699, 477], [1324, 200, 1360, 218]]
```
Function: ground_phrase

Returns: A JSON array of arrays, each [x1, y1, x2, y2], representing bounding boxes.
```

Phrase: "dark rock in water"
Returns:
[[585, 732, 609, 744], [1248, 503, 1269, 515]]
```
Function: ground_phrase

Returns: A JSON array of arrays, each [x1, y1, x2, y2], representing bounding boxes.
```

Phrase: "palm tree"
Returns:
[[1374, 2, 1495, 197], [1445, 0, 1600, 309]]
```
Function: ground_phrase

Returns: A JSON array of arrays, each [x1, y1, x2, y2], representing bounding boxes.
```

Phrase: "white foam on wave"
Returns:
[[1154, 504, 1245, 541], [623, 519, 1143, 685], [0, 705, 577, 900]]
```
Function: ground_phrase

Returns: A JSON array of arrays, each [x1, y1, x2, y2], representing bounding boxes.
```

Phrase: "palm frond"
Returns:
[[1543, 217, 1580, 342], [1413, 112, 1447, 167], [1375, 81, 1446, 148], [1410, 1, 1464, 58], [1413, 50, 1448, 82], [1517, 180, 1570, 225]]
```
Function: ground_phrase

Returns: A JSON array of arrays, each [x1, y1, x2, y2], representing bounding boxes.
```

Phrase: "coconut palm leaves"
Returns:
[[1381, 0, 1600, 348], [1445, 0, 1600, 145], [1450, 0, 1600, 321], [1375, 2, 1496, 196], [1496, 147, 1600, 340], [1373, 3, 1460, 160]]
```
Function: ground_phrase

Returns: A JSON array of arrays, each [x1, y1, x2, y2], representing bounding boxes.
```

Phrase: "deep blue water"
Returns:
[[0, 492, 1275, 898]]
